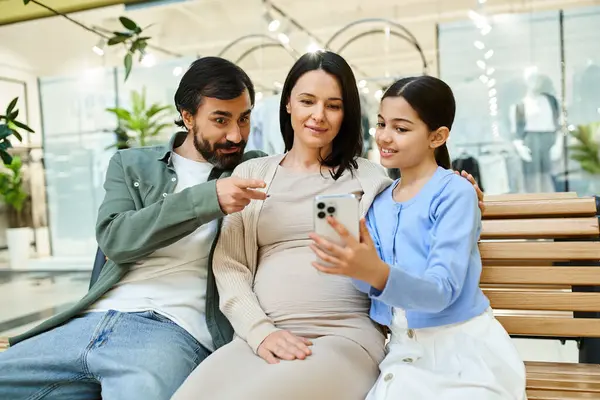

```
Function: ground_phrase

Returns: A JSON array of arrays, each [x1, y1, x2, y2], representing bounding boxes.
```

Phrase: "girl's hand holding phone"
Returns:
[[308, 217, 390, 291]]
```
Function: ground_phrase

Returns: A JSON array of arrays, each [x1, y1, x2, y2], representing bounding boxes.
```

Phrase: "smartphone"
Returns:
[[313, 193, 360, 249]]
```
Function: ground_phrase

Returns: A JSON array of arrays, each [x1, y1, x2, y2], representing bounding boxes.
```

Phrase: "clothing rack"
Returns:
[[452, 141, 511, 156]]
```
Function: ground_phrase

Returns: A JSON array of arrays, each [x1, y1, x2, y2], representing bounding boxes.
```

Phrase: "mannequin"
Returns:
[[571, 61, 600, 125], [509, 70, 562, 193]]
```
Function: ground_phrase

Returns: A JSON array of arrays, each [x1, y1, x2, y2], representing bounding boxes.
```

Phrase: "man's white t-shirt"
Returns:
[[90, 152, 218, 351]]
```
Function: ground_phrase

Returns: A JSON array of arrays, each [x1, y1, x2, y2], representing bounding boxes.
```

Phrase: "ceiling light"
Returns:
[[369, 128, 376, 136], [477, 60, 486, 69], [479, 75, 489, 83], [173, 66, 183, 77], [487, 78, 496, 88], [92, 39, 105, 56], [256, 92, 264, 101], [359, 80, 367, 88], [474, 41, 485, 50], [141, 53, 156, 68], [277, 33, 290, 44], [268, 19, 280, 32], [468, 10, 488, 29], [374, 89, 383, 100], [307, 43, 321, 53], [484, 49, 494, 59], [487, 67, 495, 75]]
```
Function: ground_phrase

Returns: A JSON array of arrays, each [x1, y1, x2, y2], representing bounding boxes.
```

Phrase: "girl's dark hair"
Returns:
[[382, 76, 455, 169], [279, 51, 362, 180]]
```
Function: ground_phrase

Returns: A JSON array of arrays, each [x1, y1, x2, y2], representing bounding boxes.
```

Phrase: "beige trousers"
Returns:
[[171, 336, 379, 400]]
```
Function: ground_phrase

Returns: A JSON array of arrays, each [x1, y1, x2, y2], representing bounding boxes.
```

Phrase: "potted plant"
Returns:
[[106, 87, 173, 149], [0, 97, 34, 165], [569, 122, 600, 194], [0, 97, 34, 268], [0, 156, 33, 268]]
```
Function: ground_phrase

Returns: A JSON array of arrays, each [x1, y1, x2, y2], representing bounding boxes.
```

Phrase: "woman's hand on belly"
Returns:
[[257, 330, 313, 364]]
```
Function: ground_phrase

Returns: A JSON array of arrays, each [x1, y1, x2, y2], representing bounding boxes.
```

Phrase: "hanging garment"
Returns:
[[477, 153, 511, 195], [452, 156, 484, 192], [248, 95, 284, 155], [521, 131, 557, 193]]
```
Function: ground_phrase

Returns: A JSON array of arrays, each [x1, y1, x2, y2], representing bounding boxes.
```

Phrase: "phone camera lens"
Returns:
[[317, 202, 325, 209], [317, 211, 326, 219], [327, 207, 336, 214]]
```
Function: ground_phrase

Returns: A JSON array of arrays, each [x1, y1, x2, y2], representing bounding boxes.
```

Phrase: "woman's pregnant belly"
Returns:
[[254, 246, 371, 323]]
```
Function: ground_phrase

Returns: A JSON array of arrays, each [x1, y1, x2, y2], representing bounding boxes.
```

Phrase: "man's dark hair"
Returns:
[[174, 56, 255, 128]]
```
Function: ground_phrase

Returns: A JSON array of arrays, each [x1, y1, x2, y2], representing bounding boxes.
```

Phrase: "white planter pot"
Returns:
[[6, 227, 31, 269]]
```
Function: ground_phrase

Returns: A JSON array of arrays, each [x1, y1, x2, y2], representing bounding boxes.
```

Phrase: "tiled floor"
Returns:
[[0, 271, 90, 337], [0, 271, 581, 363]]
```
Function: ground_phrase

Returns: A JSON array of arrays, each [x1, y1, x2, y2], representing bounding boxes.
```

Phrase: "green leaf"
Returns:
[[108, 35, 129, 46], [0, 125, 12, 139], [7, 110, 19, 121], [12, 120, 34, 133], [146, 104, 171, 119], [113, 31, 133, 37], [6, 98, 18, 115], [0, 139, 13, 150], [130, 39, 144, 54], [124, 53, 133, 81], [148, 123, 171, 137], [119, 16, 138, 31], [106, 107, 132, 121], [0, 150, 12, 165], [11, 129, 22, 142]]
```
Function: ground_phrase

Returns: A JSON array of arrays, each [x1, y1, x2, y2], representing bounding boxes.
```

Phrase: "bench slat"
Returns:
[[496, 316, 600, 337], [485, 291, 600, 312], [527, 372, 600, 392], [481, 217, 600, 239], [480, 242, 600, 260], [486, 192, 579, 202], [526, 362, 600, 376], [481, 266, 600, 285], [0, 337, 8, 352], [526, 389, 600, 399], [484, 198, 597, 219]]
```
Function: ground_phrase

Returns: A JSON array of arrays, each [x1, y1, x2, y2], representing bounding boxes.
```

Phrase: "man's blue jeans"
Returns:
[[0, 310, 210, 400]]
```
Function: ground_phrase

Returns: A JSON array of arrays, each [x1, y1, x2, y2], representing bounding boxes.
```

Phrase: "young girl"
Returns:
[[309, 75, 527, 399]]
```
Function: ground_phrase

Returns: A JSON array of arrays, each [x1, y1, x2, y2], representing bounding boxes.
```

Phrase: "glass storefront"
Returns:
[[40, 58, 193, 257], [37, 3, 600, 257], [439, 6, 600, 197]]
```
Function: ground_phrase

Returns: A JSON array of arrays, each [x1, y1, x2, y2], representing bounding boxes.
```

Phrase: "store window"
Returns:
[[439, 10, 564, 195], [40, 68, 117, 257], [563, 6, 600, 195]]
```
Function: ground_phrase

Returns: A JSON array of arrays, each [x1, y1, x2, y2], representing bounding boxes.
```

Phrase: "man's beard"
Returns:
[[192, 126, 246, 170]]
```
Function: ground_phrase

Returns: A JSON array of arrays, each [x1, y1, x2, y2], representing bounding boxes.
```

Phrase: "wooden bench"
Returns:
[[481, 193, 600, 399], [1, 192, 599, 399]]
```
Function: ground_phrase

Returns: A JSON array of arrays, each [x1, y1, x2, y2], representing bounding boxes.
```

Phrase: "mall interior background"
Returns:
[[0, 0, 599, 361]]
